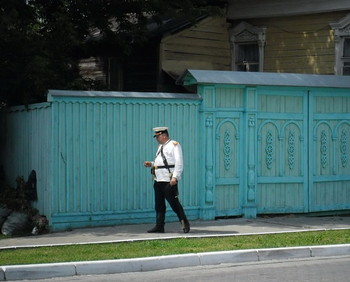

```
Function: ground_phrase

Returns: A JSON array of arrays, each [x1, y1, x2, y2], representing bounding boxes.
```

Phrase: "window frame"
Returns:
[[230, 21, 266, 72], [107, 57, 123, 90], [330, 14, 350, 75]]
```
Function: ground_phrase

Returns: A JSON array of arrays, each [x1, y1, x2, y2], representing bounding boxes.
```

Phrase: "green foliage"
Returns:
[[0, 0, 221, 107], [0, 230, 350, 266]]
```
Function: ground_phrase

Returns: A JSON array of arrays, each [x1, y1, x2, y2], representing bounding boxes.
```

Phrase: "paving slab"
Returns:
[[1, 215, 350, 249]]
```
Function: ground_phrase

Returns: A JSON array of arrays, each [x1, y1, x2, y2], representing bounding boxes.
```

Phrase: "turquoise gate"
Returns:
[[1, 70, 350, 231], [309, 88, 350, 213], [180, 70, 350, 219]]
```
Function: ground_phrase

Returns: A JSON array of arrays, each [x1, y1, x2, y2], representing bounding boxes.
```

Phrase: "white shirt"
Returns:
[[152, 139, 183, 182]]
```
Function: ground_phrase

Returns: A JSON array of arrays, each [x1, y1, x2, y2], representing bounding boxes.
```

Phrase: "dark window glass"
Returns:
[[343, 62, 350, 75], [108, 58, 123, 90], [237, 44, 259, 62], [343, 38, 350, 57], [236, 44, 259, 72]]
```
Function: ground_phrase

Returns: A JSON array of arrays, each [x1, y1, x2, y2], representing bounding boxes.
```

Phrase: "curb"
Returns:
[[1, 244, 350, 281]]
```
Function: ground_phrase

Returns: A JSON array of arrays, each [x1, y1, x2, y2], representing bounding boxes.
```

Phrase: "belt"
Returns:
[[154, 165, 175, 169]]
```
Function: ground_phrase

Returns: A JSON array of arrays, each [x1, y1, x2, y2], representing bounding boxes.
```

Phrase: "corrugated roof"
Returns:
[[178, 69, 350, 88], [48, 90, 201, 101]]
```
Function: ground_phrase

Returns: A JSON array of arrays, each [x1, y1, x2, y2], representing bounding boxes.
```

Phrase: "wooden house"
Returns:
[[79, 1, 350, 93], [79, 14, 232, 93], [227, 0, 350, 75]]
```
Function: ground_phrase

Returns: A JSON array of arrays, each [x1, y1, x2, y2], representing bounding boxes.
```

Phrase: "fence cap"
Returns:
[[177, 69, 350, 89], [47, 90, 201, 101]]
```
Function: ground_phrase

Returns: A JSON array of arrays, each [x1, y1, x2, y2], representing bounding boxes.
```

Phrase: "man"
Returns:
[[144, 126, 190, 233]]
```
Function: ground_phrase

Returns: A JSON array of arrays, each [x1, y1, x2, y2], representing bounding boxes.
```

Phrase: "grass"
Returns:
[[1, 229, 350, 266]]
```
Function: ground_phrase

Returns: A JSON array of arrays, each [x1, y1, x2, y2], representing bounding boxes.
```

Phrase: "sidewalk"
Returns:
[[1, 215, 350, 281]]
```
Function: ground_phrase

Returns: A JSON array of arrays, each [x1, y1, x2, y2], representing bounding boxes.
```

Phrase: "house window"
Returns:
[[343, 38, 350, 75], [230, 22, 266, 72], [330, 14, 350, 75], [107, 57, 123, 90], [236, 43, 259, 72]]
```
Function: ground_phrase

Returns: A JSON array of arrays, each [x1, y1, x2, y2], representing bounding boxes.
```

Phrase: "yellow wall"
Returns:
[[160, 17, 231, 78], [160, 11, 350, 79], [249, 12, 349, 74]]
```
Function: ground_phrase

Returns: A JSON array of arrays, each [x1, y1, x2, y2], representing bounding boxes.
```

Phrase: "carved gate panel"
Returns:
[[309, 91, 350, 212], [214, 113, 243, 217], [256, 90, 308, 214]]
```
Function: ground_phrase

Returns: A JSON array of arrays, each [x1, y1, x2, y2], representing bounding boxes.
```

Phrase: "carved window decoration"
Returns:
[[330, 14, 350, 75], [265, 130, 273, 169], [320, 130, 328, 169], [287, 131, 295, 170], [340, 129, 348, 167], [223, 130, 231, 170], [230, 21, 266, 72]]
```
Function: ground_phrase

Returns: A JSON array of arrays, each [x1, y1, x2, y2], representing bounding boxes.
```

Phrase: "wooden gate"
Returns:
[[208, 86, 310, 217], [198, 86, 246, 218], [214, 111, 244, 217], [189, 70, 350, 219], [309, 89, 350, 212], [256, 88, 309, 214], [212, 87, 350, 217]]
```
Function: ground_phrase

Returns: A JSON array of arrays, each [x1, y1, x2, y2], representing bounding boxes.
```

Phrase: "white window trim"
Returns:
[[330, 13, 350, 75], [230, 21, 266, 72]]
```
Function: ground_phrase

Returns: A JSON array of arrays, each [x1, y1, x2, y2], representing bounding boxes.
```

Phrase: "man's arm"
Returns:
[[172, 142, 183, 181]]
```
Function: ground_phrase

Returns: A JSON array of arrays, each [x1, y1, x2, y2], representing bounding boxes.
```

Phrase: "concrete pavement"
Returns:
[[1, 215, 350, 280]]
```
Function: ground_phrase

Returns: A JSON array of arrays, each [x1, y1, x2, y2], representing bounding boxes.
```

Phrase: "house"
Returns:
[[79, 13, 231, 93], [79, 0, 350, 93], [227, 0, 350, 75]]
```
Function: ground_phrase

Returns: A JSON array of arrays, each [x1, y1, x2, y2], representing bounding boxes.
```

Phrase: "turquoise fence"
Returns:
[[1, 70, 350, 231]]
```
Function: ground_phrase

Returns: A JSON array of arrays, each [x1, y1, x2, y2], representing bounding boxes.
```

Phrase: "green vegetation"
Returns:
[[1, 1, 221, 107], [1, 230, 350, 266]]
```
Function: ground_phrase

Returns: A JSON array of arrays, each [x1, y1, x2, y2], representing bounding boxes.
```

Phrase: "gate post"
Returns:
[[200, 114, 216, 219], [243, 88, 257, 218]]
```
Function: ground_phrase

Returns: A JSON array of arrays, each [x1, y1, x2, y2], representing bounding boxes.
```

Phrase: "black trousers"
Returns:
[[153, 181, 187, 221]]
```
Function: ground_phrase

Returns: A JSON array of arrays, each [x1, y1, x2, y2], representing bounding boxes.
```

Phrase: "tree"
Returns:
[[0, 0, 223, 107]]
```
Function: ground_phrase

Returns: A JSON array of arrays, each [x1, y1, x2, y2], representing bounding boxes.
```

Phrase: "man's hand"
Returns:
[[170, 177, 177, 186], [144, 161, 152, 167]]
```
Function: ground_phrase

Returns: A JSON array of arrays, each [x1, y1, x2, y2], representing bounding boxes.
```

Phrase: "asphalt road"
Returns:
[[20, 255, 350, 282]]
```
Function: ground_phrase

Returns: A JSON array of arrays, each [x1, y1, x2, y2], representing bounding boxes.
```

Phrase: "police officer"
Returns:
[[144, 127, 190, 233]]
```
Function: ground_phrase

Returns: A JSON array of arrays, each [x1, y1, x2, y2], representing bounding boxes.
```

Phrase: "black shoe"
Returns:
[[181, 220, 190, 233], [147, 225, 164, 233]]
